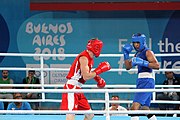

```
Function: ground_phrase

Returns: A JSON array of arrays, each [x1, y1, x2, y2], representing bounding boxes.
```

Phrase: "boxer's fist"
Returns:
[[94, 75, 106, 88], [132, 57, 149, 67], [94, 62, 111, 75], [123, 44, 133, 60], [97, 79, 106, 88]]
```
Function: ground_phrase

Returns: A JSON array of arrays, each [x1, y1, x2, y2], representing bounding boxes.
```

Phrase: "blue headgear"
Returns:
[[132, 33, 147, 51]]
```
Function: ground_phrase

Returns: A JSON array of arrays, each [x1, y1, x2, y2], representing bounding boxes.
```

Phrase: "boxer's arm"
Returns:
[[79, 56, 96, 80], [124, 59, 133, 70], [123, 44, 133, 70], [94, 75, 106, 88], [146, 50, 160, 69]]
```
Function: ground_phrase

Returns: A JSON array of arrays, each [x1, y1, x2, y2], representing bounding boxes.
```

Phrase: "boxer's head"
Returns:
[[87, 38, 103, 57], [132, 33, 147, 51]]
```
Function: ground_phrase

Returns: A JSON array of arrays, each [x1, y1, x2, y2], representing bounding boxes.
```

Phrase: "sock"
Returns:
[[148, 115, 157, 120], [131, 116, 139, 120], [147, 114, 153, 119]]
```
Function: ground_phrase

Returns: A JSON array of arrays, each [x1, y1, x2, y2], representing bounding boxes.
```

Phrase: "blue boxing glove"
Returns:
[[132, 57, 149, 67], [123, 44, 133, 60]]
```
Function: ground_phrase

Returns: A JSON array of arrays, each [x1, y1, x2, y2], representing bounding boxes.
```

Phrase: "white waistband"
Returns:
[[66, 80, 83, 88], [138, 72, 153, 78]]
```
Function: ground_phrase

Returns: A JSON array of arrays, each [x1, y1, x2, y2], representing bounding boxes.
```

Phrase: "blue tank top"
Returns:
[[135, 47, 152, 73]]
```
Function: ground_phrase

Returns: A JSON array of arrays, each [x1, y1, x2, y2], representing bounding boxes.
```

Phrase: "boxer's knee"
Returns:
[[84, 114, 94, 120], [66, 114, 75, 120]]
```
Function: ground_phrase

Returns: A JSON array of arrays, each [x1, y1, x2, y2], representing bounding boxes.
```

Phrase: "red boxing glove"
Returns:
[[94, 75, 106, 88], [94, 62, 111, 75]]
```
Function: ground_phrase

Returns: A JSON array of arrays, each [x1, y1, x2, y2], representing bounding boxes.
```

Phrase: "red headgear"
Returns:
[[86, 38, 103, 57]]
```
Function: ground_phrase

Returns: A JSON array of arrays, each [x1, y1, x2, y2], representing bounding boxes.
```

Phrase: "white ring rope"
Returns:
[[1, 84, 180, 88], [0, 53, 180, 118], [1, 88, 180, 93], [0, 53, 180, 57], [1, 99, 180, 104], [0, 68, 179, 72], [0, 110, 180, 114], [1, 88, 180, 104]]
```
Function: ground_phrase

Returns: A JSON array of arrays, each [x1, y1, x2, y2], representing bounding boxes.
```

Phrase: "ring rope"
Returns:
[[0, 110, 180, 114], [0, 88, 180, 93], [0, 68, 179, 72], [1, 99, 180, 104], [0, 84, 180, 88], [0, 53, 180, 57]]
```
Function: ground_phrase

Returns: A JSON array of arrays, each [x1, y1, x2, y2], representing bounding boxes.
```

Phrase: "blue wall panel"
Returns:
[[0, 0, 179, 109]]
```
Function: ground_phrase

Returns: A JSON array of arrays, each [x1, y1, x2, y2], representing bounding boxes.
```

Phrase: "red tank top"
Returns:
[[66, 50, 94, 84]]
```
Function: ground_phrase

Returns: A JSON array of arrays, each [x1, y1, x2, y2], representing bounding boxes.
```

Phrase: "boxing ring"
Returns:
[[0, 53, 180, 120]]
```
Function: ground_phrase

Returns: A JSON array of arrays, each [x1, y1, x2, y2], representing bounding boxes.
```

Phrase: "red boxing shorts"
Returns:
[[60, 84, 91, 110]]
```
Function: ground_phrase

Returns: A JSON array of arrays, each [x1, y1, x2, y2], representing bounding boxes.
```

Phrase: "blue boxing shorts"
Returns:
[[133, 78, 155, 107]]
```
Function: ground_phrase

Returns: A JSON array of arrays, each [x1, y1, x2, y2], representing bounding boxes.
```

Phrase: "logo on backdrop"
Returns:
[[0, 14, 10, 63], [17, 12, 73, 84], [17, 12, 73, 63], [25, 20, 73, 61], [26, 21, 72, 61]]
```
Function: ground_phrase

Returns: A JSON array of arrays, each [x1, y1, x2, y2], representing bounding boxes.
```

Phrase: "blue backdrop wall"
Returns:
[[0, 0, 179, 109]]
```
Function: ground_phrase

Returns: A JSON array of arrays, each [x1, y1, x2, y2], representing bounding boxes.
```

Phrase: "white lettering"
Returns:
[[34, 47, 41, 61], [26, 22, 33, 34], [176, 42, 180, 52], [158, 38, 179, 52], [66, 22, 73, 33], [58, 48, 65, 60], [34, 24, 41, 33], [163, 60, 172, 71], [33, 35, 41, 46], [157, 40, 164, 52], [149, 38, 152, 50], [58, 24, 66, 33], [32, 35, 66, 46], [53, 35, 59, 45], [33, 47, 65, 61], [49, 24, 58, 34], [60, 35, 65, 46], [46, 35, 53, 46], [165, 38, 174, 52], [26, 22, 73, 34], [119, 39, 128, 52], [42, 48, 51, 60], [118, 57, 124, 75], [172, 61, 180, 74], [42, 23, 49, 34]]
